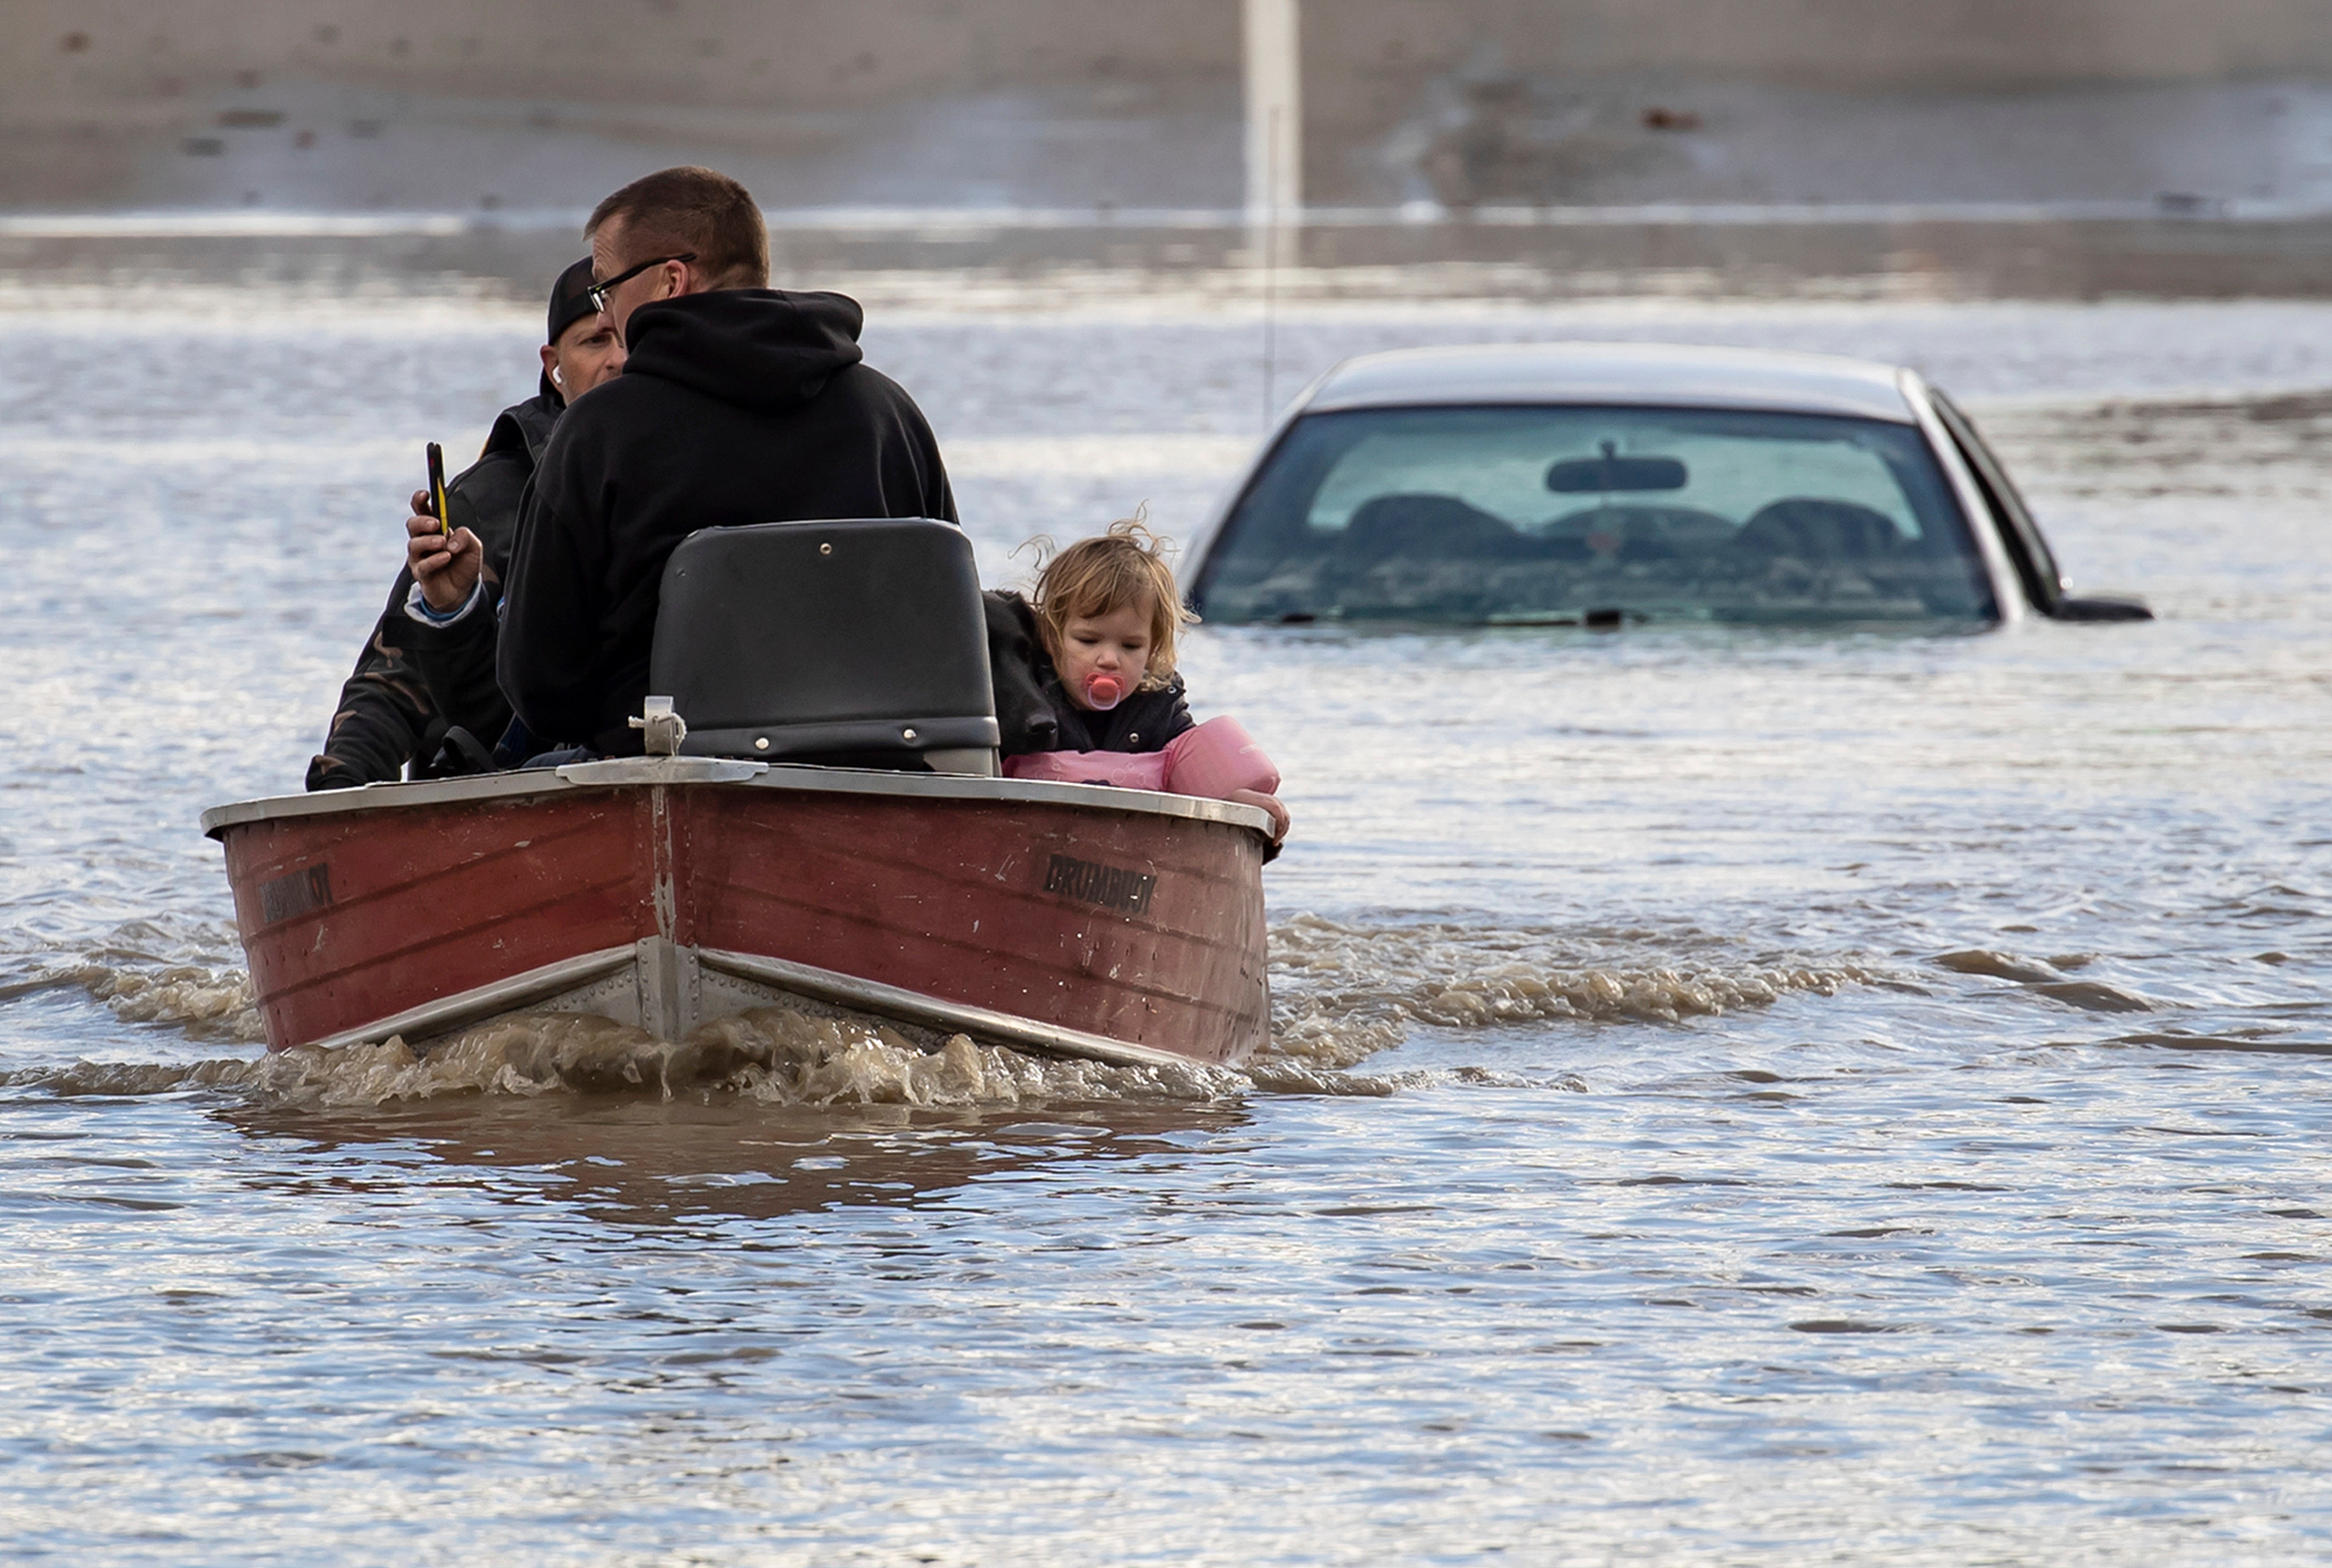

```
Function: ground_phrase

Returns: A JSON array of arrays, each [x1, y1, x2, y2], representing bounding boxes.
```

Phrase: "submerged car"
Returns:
[[1187, 343, 2148, 628]]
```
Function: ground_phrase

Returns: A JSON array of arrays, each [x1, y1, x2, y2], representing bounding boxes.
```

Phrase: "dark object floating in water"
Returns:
[[1933, 949, 2152, 1011], [2156, 192, 2227, 218], [2112, 1032, 2332, 1057], [2033, 979, 2152, 1013], [1933, 948, 2060, 984]]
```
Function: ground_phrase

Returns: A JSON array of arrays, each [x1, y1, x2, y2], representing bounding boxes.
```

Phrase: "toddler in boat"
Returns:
[[1008, 519, 1289, 843]]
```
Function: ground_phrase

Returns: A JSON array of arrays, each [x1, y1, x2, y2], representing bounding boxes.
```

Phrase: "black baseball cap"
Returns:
[[540, 257, 599, 400]]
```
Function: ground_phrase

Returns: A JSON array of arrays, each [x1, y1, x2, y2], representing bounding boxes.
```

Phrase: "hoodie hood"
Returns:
[[620, 290, 866, 413]]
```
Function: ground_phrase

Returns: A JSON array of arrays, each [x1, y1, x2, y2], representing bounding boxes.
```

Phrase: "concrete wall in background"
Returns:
[[1304, 0, 2332, 201], [8, 0, 2332, 209], [0, 0, 1244, 207], [1309, 0, 2332, 100], [1415, 80, 2332, 209], [9, 1, 1241, 115]]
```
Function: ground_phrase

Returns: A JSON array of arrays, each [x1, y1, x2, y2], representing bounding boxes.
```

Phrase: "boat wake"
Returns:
[[1265, 914, 1873, 1068], [3, 915, 1876, 1108], [2, 1006, 1243, 1109], [0, 916, 264, 1042]]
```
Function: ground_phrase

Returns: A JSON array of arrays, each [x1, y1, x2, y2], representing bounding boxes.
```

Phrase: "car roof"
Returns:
[[1302, 342, 1918, 424]]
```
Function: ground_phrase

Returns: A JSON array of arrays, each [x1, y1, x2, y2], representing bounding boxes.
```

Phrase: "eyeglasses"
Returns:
[[585, 252, 696, 314]]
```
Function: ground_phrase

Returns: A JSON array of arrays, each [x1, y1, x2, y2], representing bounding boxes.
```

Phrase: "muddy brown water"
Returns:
[[1, 272, 2329, 1562]]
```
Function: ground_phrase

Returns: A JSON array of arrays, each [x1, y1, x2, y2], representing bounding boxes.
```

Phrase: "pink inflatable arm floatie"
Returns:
[[1002, 717, 1279, 801]]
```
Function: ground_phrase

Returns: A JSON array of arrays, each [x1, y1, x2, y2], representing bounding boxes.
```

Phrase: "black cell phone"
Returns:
[[425, 441, 449, 535]]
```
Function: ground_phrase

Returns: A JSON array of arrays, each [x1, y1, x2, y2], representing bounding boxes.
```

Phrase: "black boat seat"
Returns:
[[647, 518, 1000, 771]]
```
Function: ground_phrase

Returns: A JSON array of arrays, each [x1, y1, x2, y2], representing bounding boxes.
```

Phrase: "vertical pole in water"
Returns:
[[1263, 105, 1279, 430], [1245, 0, 1300, 429], [1244, 0, 1302, 223]]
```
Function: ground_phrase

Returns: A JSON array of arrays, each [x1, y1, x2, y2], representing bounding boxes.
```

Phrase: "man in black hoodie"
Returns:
[[497, 166, 957, 757]]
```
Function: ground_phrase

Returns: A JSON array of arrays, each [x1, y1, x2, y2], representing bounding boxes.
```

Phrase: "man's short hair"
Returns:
[[587, 166, 770, 291]]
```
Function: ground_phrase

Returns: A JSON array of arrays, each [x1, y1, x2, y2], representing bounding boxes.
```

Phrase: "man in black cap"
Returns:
[[496, 165, 955, 757], [304, 260, 623, 788]]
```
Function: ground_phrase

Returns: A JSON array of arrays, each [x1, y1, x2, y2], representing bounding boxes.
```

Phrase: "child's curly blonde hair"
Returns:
[[1029, 517, 1199, 691]]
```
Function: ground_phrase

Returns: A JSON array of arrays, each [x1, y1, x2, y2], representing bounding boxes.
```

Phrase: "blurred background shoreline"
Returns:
[[9, 214, 2332, 313], [11, 0, 2332, 304]]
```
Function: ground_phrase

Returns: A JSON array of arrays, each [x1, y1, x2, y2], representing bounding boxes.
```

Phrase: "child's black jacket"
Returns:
[[1040, 674, 1194, 753]]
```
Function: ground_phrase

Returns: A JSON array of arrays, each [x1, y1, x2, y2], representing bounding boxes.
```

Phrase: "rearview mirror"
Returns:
[[1546, 443, 1688, 494]]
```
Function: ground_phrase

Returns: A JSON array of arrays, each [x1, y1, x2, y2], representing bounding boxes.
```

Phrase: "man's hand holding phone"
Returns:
[[406, 490, 485, 612]]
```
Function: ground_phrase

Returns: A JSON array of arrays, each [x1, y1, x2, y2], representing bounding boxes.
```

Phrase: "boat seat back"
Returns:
[[649, 518, 1000, 770]]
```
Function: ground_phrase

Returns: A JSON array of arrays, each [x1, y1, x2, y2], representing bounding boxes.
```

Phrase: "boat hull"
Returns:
[[204, 759, 1273, 1069]]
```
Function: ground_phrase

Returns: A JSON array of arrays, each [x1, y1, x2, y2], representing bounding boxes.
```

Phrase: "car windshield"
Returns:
[[1193, 405, 1998, 625]]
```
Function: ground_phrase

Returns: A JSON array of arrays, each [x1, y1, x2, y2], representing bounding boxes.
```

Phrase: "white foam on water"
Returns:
[[2, 1002, 1245, 1110], [707, 1008, 1244, 1106], [4, 920, 268, 1044], [7, 916, 1875, 1105], [1262, 913, 1870, 1068], [90, 965, 265, 1043]]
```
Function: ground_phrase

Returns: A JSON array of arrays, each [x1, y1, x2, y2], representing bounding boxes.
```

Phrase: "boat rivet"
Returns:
[[754, 737, 769, 751], [902, 727, 918, 742], [819, 542, 832, 555]]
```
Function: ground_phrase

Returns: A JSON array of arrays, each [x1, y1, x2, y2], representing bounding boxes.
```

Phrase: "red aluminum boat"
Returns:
[[201, 757, 1274, 1070]]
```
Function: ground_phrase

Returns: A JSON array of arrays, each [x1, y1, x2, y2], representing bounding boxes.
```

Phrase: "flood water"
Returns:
[[3, 265, 2331, 1562]]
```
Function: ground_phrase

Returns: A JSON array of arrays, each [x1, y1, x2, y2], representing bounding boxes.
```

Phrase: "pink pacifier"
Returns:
[[1083, 674, 1124, 710]]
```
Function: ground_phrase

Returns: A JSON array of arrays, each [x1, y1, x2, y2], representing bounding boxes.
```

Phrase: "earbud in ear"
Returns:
[[552, 366, 564, 384]]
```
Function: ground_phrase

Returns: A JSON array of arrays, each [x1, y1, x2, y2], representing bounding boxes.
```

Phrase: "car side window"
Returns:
[[1929, 390, 2063, 614]]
